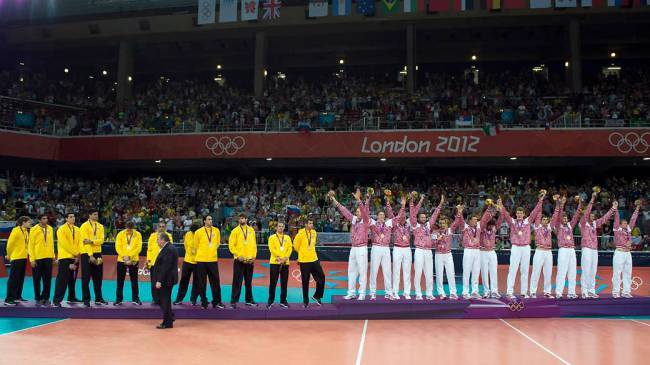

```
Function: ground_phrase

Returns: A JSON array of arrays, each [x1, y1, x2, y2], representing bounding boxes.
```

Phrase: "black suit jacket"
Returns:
[[154, 243, 179, 287]]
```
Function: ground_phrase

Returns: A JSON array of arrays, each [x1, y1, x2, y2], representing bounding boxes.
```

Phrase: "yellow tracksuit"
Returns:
[[268, 233, 292, 265], [115, 229, 143, 263], [147, 232, 173, 267], [55, 224, 81, 260], [79, 221, 105, 255], [293, 228, 318, 263], [193, 226, 221, 262], [28, 224, 55, 262], [6, 226, 29, 261], [183, 231, 197, 264], [228, 225, 257, 260]]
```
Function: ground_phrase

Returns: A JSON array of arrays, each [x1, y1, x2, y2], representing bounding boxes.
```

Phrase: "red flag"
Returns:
[[501, 0, 526, 8], [429, 0, 450, 11]]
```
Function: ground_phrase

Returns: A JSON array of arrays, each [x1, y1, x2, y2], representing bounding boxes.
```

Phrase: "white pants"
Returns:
[[392, 247, 412, 296], [462, 249, 481, 295], [529, 249, 553, 295], [369, 246, 392, 296], [556, 247, 577, 296], [480, 250, 498, 295], [580, 248, 599, 295], [413, 248, 433, 297], [506, 245, 531, 295], [435, 252, 457, 296], [612, 250, 633, 295], [347, 246, 368, 296]]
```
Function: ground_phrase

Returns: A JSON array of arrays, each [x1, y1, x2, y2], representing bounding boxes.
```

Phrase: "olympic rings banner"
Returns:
[[0, 129, 648, 161]]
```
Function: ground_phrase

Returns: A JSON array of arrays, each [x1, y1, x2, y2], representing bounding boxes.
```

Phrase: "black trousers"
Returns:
[[5, 258, 26, 302], [53, 258, 77, 304], [80, 253, 104, 302], [116, 261, 140, 302], [175, 262, 198, 303], [150, 264, 159, 304], [195, 261, 221, 306], [33, 258, 53, 301], [299, 261, 325, 305], [159, 285, 174, 327], [268, 264, 289, 304], [231, 260, 254, 304]]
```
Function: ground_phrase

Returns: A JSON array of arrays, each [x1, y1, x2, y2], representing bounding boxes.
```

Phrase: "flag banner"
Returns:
[[581, 0, 592, 6], [381, 0, 400, 13], [333, 0, 352, 15], [262, 0, 281, 19], [197, 0, 216, 24], [555, 0, 577, 7], [241, 0, 259, 20], [502, 0, 526, 7], [530, 0, 552, 7], [308, 0, 328, 17], [219, 0, 238, 22], [357, 0, 376, 15], [488, 0, 502, 9], [429, 0, 451, 11], [404, 0, 426, 12]]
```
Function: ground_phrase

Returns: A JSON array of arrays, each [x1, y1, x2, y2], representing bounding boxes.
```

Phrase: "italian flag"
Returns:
[[404, 0, 426, 12], [483, 123, 500, 136]]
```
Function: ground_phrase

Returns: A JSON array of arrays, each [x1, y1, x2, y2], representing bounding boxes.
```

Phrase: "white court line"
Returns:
[[629, 319, 650, 327], [499, 319, 571, 365], [355, 319, 368, 365], [0, 318, 69, 337]]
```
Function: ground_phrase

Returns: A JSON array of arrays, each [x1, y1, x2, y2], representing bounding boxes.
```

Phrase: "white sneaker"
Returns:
[[506, 294, 515, 300], [392, 294, 400, 300], [415, 295, 423, 301], [581, 294, 589, 299], [556, 294, 563, 299], [449, 294, 459, 300], [462, 294, 470, 300], [543, 293, 554, 299], [370, 294, 377, 301], [384, 294, 392, 300], [426, 295, 436, 300], [612, 293, 620, 299], [568, 294, 578, 299], [522, 294, 530, 299], [492, 292, 501, 299], [343, 294, 356, 300], [357, 295, 366, 301], [471, 293, 481, 299], [530, 294, 537, 299], [591, 293, 600, 299], [439, 295, 448, 300], [404, 294, 411, 300], [622, 293, 633, 298], [482, 293, 490, 299]]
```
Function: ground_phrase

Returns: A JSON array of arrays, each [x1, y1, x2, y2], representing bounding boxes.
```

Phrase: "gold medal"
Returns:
[[565, 235, 571, 240], [380, 234, 385, 239], [402, 235, 407, 241], [517, 231, 523, 236]]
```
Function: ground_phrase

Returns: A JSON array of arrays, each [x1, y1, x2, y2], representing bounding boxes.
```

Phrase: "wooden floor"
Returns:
[[0, 317, 649, 365]]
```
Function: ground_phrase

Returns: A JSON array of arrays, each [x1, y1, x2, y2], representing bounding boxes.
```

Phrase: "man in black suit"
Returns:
[[154, 232, 178, 329]]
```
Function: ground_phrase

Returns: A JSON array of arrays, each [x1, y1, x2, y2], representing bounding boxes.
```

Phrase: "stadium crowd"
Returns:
[[1, 66, 649, 135], [1, 172, 648, 250]]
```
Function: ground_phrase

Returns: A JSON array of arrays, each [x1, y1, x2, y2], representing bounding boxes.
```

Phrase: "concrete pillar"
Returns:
[[254, 31, 267, 98], [406, 24, 416, 95], [116, 40, 134, 108]]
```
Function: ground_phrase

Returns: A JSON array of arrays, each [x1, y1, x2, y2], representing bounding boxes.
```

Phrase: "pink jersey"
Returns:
[[409, 200, 442, 250], [480, 211, 503, 250], [386, 203, 410, 248], [433, 228, 454, 254], [579, 200, 616, 250], [554, 200, 582, 249], [533, 202, 560, 249], [370, 219, 394, 247], [613, 208, 639, 250], [501, 199, 543, 247], [456, 208, 494, 249], [337, 198, 370, 247]]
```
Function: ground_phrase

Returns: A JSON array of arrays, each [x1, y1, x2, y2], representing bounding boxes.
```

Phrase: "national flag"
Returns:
[[582, 0, 607, 5], [287, 205, 301, 216], [197, 0, 216, 24], [488, 0, 502, 9], [609, 0, 644, 6], [581, 0, 593, 6], [455, 0, 487, 10], [219, 0, 238, 22], [404, 0, 426, 12], [262, 0, 281, 19], [429, 0, 451, 11], [530, 0, 552, 7], [501, 0, 526, 8], [381, 0, 400, 13], [482, 123, 500, 136], [333, 0, 352, 15], [555, 0, 577, 7], [357, 0, 376, 15], [309, 0, 329, 17], [241, 0, 259, 20]]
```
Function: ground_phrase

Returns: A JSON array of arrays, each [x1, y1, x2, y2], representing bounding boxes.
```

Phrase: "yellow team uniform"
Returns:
[[293, 228, 318, 263], [194, 226, 221, 262], [147, 232, 173, 267], [55, 224, 81, 260], [79, 221, 105, 255], [228, 225, 257, 261], [28, 224, 55, 262], [115, 229, 143, 263], [6, 226, 29, 261], [183, 231, 197, 264], [268, 233, 292, 265]]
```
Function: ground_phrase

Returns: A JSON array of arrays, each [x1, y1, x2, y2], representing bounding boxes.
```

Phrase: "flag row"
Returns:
[[197, 0, 650, 25]]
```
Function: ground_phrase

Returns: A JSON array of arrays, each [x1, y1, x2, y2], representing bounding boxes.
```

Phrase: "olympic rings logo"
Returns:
[[608, 132, 650, 154], [631, 276, 643, 291], [205, 136, 246, 156], [507, 300, 525, 312], [291, 269, 314, 283]]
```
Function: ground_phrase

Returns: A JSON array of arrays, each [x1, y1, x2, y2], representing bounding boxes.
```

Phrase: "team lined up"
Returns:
[[3, 187, 642, 307]]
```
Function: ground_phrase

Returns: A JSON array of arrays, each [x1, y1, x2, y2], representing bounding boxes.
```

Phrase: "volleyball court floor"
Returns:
[[0, 278, 649, 365]]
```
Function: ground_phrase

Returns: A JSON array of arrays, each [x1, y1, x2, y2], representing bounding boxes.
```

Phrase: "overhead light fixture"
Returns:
[[266, 157, 273, 161], [89, 75, 94, 79], [102, 70, 108, 76], [610, 52, 617, 58], [471, 55, 477, 61], [19, 62, 25, 66], [127, 76, 133, 82], [217, 64, 222, 70], [644, 157, 650, 161], [380, 158, 387, 162], [510, 157, 518, 160], [339, 59, 345, 65], [564, 61, 569, 68], [64, 68, 69, 73], [154, 160, 162, 164]]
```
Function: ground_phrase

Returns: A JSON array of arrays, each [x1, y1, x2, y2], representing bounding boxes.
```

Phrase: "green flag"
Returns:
[[381, 0, 400, 14]]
